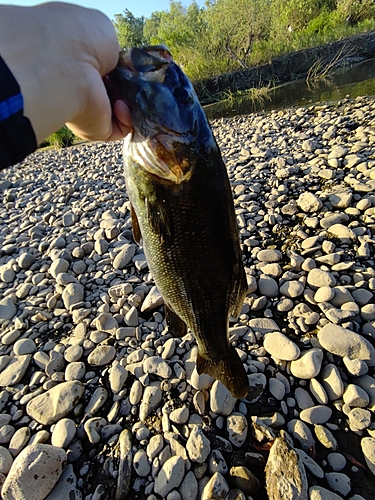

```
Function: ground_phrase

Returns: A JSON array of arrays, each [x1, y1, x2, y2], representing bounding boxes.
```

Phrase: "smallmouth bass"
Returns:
[[109, 46, 249, 398]]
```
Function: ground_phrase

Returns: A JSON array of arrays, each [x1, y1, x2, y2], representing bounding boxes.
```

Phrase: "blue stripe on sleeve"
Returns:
[[0, 93, 23, 121]]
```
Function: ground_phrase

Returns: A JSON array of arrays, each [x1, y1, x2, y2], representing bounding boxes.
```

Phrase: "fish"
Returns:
[[108, 46, 249, 399]]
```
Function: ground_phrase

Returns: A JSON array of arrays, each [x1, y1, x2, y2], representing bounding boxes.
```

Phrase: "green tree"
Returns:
[[204, 0, 272, 69], [113, 9, 147, 49], [270, 0, 337, 36]]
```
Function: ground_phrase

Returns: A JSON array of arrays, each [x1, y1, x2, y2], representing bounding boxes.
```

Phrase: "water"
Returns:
[[204, 58, 375, 120]]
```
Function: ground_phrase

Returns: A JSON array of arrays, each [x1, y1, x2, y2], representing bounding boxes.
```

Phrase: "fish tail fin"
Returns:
[[196, 348, 249, 399]]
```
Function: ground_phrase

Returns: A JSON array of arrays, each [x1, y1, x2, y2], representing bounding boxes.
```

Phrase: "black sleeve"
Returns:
[[0, 55, 37, 169]]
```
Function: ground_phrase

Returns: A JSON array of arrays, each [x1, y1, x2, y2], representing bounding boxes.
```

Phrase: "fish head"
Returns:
[[108, 46, 213, 185]]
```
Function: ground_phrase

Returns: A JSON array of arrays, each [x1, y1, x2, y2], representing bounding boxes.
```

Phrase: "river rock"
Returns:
[[229, 466, 260, 495], [263, 331, 300, 361], [139, 381, 162, 421], [44, 464, 81, 500], [201, 472, 229, 500], [361, 437, 375, 476], [0, 355, 31, 387], [154, 456, 185, 497], [26, 381, 84, 425], [320, 364, 344, 400], [226, 413, 248, 447], [309, 486, 344, 500], [0, 446, 13, 474], [186, 425, 210, 463], [265, 437, 308, 500], [318, 323, 375, 365], [210, 381, 237, 416], [2, 444, 66, 500], [297, 192, 322, 213], [179, 470, 198, 500], [290, 349, 323, 379]]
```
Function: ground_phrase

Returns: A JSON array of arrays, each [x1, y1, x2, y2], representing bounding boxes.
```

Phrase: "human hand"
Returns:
[[0, 2, 132, 144]]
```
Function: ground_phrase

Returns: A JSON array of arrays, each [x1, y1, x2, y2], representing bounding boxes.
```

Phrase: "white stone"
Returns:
[[179, 470, 198, 500], [297, 192, 322, 213], [318, 323, 375, 365], [309, 379, 328, 405], [143, 356, 172, 378], [2, 444, 66, 500], [325, 472, 351, 496], [44, 464, 81, 500], [307, 268, 336, 288], [87, 345, 116, 366], [258, 275, 279, 298], [133, 449, 150, 477], [186, 425, 210, 463], [51, 418, 76, 448], [295, 387, 315, 410], [146, 434, 164, 460], [361, 437, 375, 476], [263, 331, 300, 361], [0, 355, 31, 387], [109, 362, 128, 393], [300, 405, 332, 425], [314, 425, 338, 450], [314, 287, 335, 303], [226, 413, 248, 448], [309, 485, 344, 500], [139, 381, 162, 422], [287, 419, 315, 452], [290, 349, 323, 379], [154, 456, 185, 497], [62, 283, 84, 310], [0, 446, 13, 474], [26, 381, 84, 425], [327, 453, 346, 472], [201, 472, 229, 500], [210, 381, 237, 416], [296, 449, 324, 478], [343, 384, 370, 407], [320, 364, 344, 400], [269, 378, 285, 400], [279, 280, 305, 298]]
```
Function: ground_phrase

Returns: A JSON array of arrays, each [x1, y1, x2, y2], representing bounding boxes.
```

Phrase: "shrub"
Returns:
[[42, 126, 75, 149]]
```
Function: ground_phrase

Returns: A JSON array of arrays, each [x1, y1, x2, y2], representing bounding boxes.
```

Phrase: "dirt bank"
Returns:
[[194, 30, 375, 104]]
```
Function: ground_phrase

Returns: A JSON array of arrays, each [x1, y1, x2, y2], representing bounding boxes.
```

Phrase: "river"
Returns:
[[204, 58, 375, 120]]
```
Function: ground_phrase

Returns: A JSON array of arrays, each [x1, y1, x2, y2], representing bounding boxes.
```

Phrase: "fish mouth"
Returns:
[[126, 127, 194, 184]]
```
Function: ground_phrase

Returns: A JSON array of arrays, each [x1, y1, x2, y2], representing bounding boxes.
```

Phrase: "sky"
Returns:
[[2, 0, 206, 21]]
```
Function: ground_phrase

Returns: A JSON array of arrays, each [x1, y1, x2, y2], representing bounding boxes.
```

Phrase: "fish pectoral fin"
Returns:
[[196, 348, 249, 399], [130, 204, 142, 244], [164, 303, 187, 338], [146, 196, 173, 244]]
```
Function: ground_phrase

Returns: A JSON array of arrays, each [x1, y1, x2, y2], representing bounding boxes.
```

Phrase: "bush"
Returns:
[[41, 126, 75, 149]]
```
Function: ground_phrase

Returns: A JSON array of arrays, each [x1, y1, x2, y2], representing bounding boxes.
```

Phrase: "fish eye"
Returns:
[[173, 87, 193, 105]]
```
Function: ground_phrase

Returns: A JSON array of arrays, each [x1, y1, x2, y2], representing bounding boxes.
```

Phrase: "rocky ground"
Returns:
[[1, 95, 375, 500]]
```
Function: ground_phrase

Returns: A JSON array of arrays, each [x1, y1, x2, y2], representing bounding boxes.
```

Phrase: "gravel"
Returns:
[[0, 95, 375, 499]]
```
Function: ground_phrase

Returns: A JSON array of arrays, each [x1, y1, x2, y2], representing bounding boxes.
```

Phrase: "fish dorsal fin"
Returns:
[[165, 303, 187, 338], [130, 204, 142, 244], [145, 196, 173, 244]]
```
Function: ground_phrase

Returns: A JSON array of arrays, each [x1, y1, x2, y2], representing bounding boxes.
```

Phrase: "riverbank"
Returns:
[[195, 30, 375, 104], [0, 95, 375, 499]]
